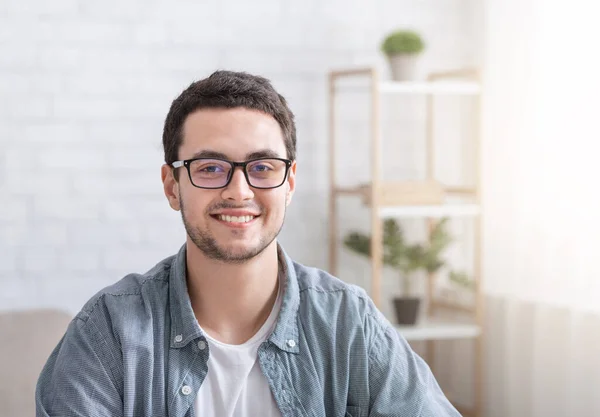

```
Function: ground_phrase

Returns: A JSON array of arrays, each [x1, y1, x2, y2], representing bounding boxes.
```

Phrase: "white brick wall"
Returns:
[[0, 0, 478, 316]]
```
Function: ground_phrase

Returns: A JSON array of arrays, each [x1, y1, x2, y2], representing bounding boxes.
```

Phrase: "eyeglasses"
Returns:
[[171, 157, 292, 189]]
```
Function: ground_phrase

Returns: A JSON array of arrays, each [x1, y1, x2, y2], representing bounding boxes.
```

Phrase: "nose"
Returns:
[[221, 167, 254, 201]]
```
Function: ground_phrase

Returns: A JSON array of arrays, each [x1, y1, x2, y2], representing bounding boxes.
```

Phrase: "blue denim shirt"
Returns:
[[36, 244, 461, 417]]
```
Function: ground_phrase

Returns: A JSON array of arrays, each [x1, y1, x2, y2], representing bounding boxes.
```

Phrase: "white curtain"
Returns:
[[482, 0, 600, 416]]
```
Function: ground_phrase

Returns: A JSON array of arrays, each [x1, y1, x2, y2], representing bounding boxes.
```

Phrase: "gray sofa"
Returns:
[[0, 309, 72, 417]]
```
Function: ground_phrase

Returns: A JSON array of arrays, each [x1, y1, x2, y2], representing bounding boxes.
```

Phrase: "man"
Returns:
[[36, 70, 461, 417]]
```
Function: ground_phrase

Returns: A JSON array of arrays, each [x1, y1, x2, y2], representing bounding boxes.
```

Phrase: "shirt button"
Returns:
[[198, 340, 207, 350], [174, 335, 183, 343], [287, 339, 296, 348], [181, 385, 192, 395]]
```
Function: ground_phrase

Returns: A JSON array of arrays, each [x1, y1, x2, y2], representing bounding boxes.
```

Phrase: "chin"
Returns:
[[189, 234, 272, 264], [183, 213, 282, 263], [216, 245, 267, 264]]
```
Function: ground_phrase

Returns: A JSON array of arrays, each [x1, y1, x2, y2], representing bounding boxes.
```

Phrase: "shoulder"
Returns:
[[291, 260, 387, 327], [291, 260, 397, 357], [76, 254, 175, 325], [293, 260, 367, 299]]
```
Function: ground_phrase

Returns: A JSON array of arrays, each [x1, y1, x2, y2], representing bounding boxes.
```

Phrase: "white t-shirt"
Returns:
[[194, 279, 283, 417]]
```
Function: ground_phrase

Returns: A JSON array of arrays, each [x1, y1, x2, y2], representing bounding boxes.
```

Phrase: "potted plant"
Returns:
[[344, 218, 471, 325], [380, 29, 425, 81]]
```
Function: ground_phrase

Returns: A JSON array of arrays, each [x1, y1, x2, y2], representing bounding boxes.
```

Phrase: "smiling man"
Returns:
[[35, 71, 461, 417]]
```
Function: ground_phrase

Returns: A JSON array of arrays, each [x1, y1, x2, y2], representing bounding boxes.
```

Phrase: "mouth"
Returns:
[[210, 214, 259, 227]]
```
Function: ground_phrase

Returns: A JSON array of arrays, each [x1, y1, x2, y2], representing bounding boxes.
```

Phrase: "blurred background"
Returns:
[[1, 0, 599, 416]]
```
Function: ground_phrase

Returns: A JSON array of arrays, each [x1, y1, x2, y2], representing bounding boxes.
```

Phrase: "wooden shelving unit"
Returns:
[[398, 320, 481, 342], [328, 67, 484, 417]]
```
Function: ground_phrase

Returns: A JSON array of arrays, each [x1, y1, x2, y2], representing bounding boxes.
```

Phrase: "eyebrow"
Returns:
[[189, 149, 283, 160]]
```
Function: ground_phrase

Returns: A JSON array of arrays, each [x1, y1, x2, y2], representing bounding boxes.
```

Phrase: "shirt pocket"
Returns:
[[345, 405, 362, 417]]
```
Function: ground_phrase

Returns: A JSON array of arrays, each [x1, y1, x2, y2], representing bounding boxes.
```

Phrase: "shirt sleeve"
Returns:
[[366, 312, 462, 417], [35, 313, 123, 417]]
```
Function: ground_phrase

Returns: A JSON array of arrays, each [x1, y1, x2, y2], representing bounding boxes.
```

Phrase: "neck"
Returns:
[[185, 240, 280, 345]]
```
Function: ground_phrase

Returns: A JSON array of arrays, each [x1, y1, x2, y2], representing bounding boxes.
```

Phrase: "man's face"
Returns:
[[162, 107, 296, 263]]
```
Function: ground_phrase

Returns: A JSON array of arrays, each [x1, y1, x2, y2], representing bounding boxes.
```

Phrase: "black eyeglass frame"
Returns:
[[171, 157, 293, 190]]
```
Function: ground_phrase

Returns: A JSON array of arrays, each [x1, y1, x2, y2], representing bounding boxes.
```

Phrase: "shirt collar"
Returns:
[[168, 243, 300, 354]]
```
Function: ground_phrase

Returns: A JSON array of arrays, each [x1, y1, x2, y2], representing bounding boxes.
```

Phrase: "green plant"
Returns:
[[381, 30, 425, 56], [449, 271, 475, 290], [344, 218, 472, 296]]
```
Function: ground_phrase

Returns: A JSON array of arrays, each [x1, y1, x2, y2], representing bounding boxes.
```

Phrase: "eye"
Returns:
[[248, 160, 276, 172], [190, 159, 230, 176], [250, 164, 272, 172], [200, 164, 225, 173]]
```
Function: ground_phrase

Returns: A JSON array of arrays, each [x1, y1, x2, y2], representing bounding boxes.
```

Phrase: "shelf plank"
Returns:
[[379, 204, 480, 218], [333, 79, 480, 95], [396, 321, 481, 341], [379, 81, 480, 95], [334, 185, 368, 196]]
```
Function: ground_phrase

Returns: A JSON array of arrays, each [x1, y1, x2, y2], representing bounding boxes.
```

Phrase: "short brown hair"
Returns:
[[162, 70, 297, 169]]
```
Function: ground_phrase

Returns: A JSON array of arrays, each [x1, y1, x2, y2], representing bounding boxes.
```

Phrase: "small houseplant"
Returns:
[[344, 218, 472, 325], [380, 29, 425, 81]]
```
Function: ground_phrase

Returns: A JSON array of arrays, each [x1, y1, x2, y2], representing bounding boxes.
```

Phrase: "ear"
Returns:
[[161, 164, 181, 211], [285, 161, 297, 206]]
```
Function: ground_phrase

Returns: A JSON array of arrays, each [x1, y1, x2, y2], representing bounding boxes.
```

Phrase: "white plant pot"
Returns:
[[388, 54, 419, 81]]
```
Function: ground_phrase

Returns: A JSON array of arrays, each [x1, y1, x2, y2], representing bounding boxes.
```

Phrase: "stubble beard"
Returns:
[[179, 197, 285, 264]]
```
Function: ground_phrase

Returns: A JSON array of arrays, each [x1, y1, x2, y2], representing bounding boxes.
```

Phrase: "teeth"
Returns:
[[218, 215, 255, 223]]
